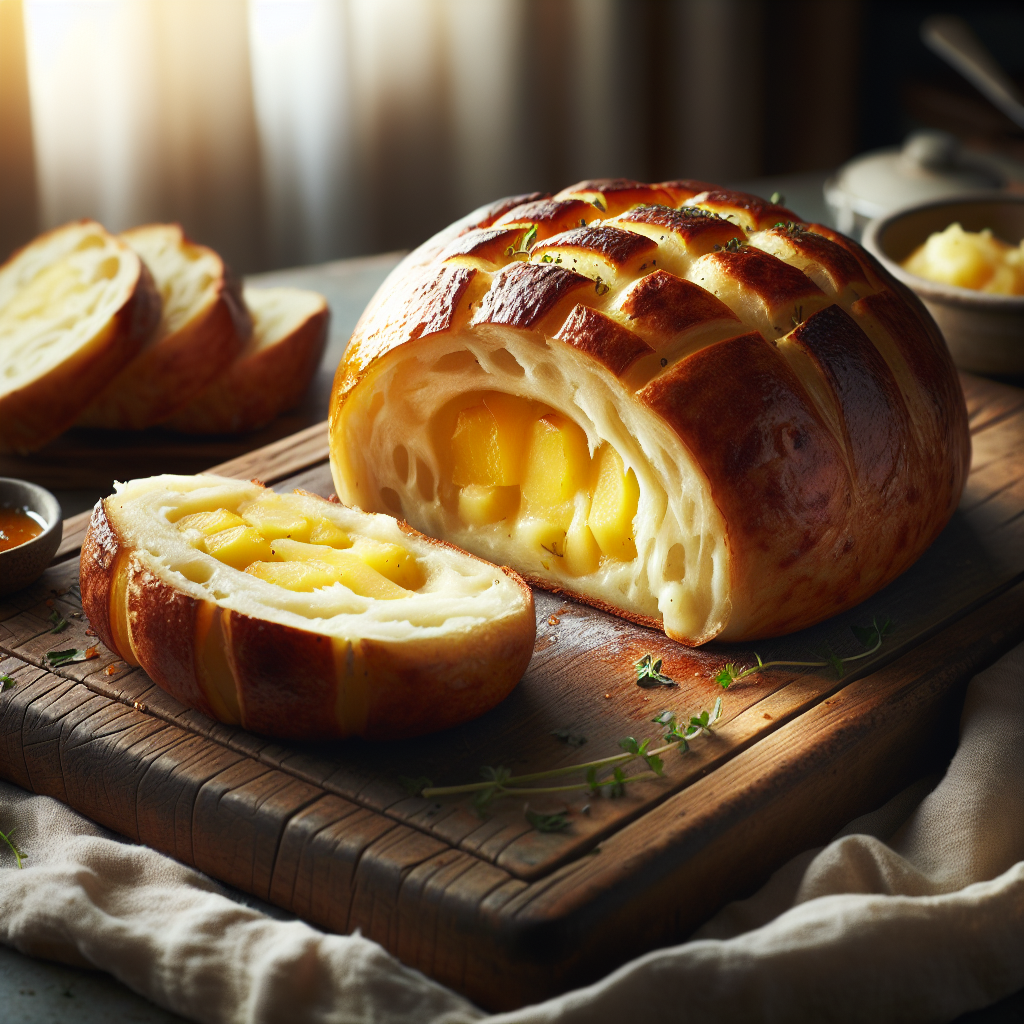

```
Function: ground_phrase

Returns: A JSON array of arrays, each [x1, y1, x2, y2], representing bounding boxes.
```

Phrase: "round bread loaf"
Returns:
[[80, 475, 535, 740], [329, 179, 970, 644]]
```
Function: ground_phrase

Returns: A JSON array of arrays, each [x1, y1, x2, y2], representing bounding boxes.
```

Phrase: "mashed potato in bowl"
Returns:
[[901, 222, 1024, 295]]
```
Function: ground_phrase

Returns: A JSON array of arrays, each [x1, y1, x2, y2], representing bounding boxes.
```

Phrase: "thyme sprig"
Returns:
[[48, 610, 68, 634], [0, 826, 25, 869], [715, 617, 894, 688], [414, 697, 723, 819]]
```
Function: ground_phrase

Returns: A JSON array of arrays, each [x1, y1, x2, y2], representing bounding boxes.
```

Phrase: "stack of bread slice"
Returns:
[[0, 221, 329, 452]]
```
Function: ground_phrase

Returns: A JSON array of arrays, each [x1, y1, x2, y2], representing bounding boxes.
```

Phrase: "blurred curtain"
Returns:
[[0, 0, 860, 273]]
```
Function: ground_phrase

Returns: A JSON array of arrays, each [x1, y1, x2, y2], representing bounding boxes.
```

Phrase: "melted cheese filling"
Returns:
[[444, 392, 640, 576], [173, 491, 424, 599], [333, 333, 732, 643]]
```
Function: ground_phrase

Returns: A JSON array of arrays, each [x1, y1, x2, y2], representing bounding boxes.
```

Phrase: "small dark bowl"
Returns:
[[862, 194, 1024, 377], [0, 479, 62, 598]]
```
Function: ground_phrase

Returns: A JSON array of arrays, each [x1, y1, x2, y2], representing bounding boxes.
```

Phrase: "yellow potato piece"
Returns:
[[588, 444, 639, 561], [239, 496, 312, 541], [514, 518, 567, 567], [176, 508, 246, 537], [245, 559, 344, 592], [308, 518, 352, 547], [270, 538, 410, 599], [458, 484, 520, 526], [565, 501, 602, 576], [451, 393, 532, 486], [205, 525, 274, 570], [520, 413, 591, 528], [350, 536, 426, 590]]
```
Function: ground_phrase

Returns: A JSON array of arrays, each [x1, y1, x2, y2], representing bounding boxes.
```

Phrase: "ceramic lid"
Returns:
[[825, 131, 1009, 223]]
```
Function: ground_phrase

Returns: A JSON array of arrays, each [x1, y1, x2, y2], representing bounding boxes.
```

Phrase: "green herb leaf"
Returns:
[[522, 223, 538, 249], [710, 696, 723, 726], [770, 191, 786, 205], [551, 727, 587, 748], [46, 648, 94, 667], [635, 653, 678, 688], [526, 808, 570, 833], [585, 766, 598, 792], [398, 775, 433, 797], [826, 649, 845, 678], [644, 753, 664, 776], [651, 710, 675, 726], [48, 610, 69, 634], [0, 674, 14, 692], [716, 663, 738, 688], [618, 737, 640, 755], [851, 623, 876, 647]]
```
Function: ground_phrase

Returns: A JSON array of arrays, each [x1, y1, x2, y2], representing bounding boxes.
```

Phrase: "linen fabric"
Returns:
[[1, 644, 1021, 1024]]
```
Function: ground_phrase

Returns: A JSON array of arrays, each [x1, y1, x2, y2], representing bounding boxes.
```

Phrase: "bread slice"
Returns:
[[80, 474, 535, 740], [0, 220, 161, 453], [77, 224, 251, 430], [165, 286, 328, 434]]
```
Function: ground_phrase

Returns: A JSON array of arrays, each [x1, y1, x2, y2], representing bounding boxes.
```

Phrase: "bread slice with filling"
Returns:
[[77, 223, 251, 430], [164, 285, 328, 434], [0, 219, 161, 452], [80, 474, 535, 740]]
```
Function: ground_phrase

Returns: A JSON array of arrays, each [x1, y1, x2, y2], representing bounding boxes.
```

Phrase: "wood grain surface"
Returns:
[[0, 372, 1020, 1010]]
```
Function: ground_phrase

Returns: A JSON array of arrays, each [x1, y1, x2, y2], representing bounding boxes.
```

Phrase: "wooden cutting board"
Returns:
[[0, 372, 1020, 1012]]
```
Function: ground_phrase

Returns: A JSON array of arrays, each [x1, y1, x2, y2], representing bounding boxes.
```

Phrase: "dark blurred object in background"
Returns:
[[0, 0, 1020, 274]]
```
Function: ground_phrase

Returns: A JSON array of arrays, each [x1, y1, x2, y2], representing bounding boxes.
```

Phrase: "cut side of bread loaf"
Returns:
[[0, 219, 161, 453], [80, 475, 535, 740], [329, 179, 971, 644], [164, 286, 329, 434], [77, 224, 251, 430]]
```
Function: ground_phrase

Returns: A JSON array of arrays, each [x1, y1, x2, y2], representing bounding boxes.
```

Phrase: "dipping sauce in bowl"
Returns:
[[0, 505, 46, 552]]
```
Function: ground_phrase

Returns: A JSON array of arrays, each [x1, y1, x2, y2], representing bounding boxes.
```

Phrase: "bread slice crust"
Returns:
[[80, 475, 535, 740], [0, 219, 161, 452], [328, 180, 971, 644], [165, 285, 329, 434], [77, 223, 251, 430]]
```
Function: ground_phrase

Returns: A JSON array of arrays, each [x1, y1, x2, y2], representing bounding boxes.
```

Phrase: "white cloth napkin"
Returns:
[[1, 643, 1021, 1024]]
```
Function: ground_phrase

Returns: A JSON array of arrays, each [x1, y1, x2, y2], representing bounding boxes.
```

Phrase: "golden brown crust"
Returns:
[[554, 305, 653, 377], [79, 481, 536, 741], [78, 225, 252, 430], [164, 295, 329, 435], [79, 499, 124, 657], [329, 179, 971, 641]]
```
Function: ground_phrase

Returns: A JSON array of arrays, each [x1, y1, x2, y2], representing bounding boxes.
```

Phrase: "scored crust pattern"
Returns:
[[329, 178, 971, 644]]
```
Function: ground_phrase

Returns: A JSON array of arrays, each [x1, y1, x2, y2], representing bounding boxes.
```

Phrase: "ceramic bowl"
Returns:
[[862, 194, 1024, 377], [0, 479, 63, 598]]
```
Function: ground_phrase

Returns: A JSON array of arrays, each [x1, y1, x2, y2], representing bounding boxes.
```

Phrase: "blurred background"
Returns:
[[1, 0, 1022, 275]]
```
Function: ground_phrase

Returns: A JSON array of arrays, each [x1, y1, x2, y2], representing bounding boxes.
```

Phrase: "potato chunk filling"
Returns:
[[444, 392, 640, 575], [175, 492, 423, 599]]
